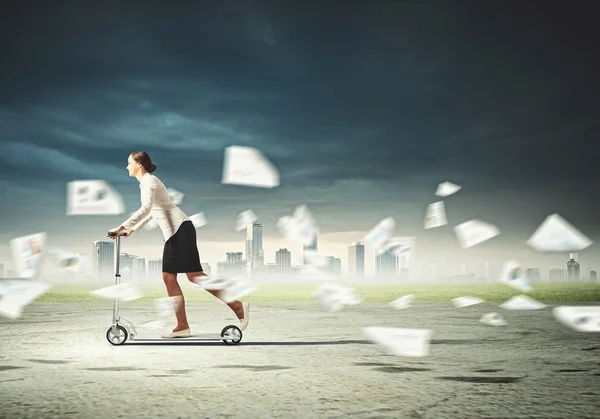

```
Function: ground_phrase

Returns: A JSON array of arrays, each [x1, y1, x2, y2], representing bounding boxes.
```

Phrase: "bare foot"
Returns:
[[232, 301, 244, 320]]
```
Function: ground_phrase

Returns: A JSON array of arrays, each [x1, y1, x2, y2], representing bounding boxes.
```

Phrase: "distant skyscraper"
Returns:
[[332, 258, 341, 275], [246, 223, 264, 268], [203, 263, 212, 276], [590, 270, 597, 282], [132, 257, 146, 280], [147, 259, 162, 280], [275, 248, 292, 276], [569, 253, 579, 263], [226, 252, 243, 264], [0, 262, 4, 278], [92, 241, 114, 280], [303, 234, 318, 265], [120, 253, 136, 272], [484, 262, 498, 283], [527, 268, 541, 283], [376, 249, 397, 277], [220, 252, 245, 277], [460, 263, 470, 276], [549, 267, 564, 283], [348, 242, 365, 277], [567, 255, 580, 282]]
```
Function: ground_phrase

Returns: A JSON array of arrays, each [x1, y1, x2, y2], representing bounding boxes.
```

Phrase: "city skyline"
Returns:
[[1, 2, 599, 276], [0, 235, 595, 283]]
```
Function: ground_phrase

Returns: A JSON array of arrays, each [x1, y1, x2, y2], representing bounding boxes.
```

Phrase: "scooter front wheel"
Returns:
[[106, 325, 128, 345]]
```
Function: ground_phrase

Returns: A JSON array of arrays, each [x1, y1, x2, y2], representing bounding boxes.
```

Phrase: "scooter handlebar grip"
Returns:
[[107, 231, 128, 237]]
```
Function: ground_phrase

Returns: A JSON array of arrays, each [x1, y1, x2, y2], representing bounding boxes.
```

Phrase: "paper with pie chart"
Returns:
[[553, 306, 600, 332], [499, 260, 532, 293]]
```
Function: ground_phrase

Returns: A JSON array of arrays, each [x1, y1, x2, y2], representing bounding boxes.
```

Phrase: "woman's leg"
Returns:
[[186, 272, 244, 320], [162, 272, 189, 331]]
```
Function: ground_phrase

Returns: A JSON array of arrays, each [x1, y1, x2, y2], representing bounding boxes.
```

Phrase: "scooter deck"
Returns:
[[130, 333, 228, 341]]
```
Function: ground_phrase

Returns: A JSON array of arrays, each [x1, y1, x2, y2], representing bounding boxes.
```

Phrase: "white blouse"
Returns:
[[121, 173, 189, 242]]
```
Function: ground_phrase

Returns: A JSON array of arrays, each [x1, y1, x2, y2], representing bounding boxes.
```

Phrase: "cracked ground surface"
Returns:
[[1, 300, 599, 418]]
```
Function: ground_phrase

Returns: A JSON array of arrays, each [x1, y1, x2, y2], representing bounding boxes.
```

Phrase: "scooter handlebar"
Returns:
[[107, 231, 128, 237]]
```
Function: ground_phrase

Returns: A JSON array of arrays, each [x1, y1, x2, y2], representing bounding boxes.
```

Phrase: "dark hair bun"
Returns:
[[148, 163, 157, 173]]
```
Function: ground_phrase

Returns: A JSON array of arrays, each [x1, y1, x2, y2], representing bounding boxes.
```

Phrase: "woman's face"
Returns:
[[126, 155, 142, 177]]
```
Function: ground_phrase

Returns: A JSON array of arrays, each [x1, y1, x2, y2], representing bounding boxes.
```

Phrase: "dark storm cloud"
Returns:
[[1, 1, 599, 212]]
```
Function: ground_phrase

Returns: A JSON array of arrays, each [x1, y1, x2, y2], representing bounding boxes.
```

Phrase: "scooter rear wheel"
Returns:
[[221, 325, 242, 345]]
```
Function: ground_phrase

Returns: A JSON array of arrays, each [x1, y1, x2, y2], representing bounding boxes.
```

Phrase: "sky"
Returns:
[[1, 1, 599, 278]]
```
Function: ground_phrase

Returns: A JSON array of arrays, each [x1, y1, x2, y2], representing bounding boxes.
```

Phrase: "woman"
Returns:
[[109, 151, 249, 338]]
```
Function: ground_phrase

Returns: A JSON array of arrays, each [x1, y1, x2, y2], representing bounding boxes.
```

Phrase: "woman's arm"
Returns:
[[121, 179, 157, 229], [131, 214, 153, 232]]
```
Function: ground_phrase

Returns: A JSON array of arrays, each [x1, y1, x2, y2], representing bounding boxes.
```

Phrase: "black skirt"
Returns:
[[162, 220, 204, 274]]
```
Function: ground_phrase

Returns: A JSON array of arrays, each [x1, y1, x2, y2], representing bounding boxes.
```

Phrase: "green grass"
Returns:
[[36, 282, 600, 304]]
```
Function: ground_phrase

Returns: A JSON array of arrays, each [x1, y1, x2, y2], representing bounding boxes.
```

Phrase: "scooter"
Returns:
[[105, 231, 242, 346]]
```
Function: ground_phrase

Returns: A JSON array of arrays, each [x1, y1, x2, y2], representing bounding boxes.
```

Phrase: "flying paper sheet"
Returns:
[[363, 327, 431, 357], [47, 250, 90, 279], [222, 146, 280, 188], [500, 295, 546, 310], [154, 296, 183, 317], [90, 283, 142, 302], [452, 296, 485, 308], [192, 275, 229, 290], [389, 294, 414, 310], [527, 214, 592, 252], [0, 280, 53, 319], [10, 232, 46, 279], [424, 201, 447, 229], [382, 236, 416, 258], [480, 312, 506, 326], [313, 282, 361, 312], [236, 210, 257, 231], [189, 212, 207, 229], [66, 180, 125, 215], [454, 219, 499, 248], [553, 306, 600, 332], [166, 187, 185, 205], [435, 181, 461, 197], [362, 217, 395, 254], [221, 276, 257, 303], [499, 260, 532, 293], [277, 205, 319, 246]]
